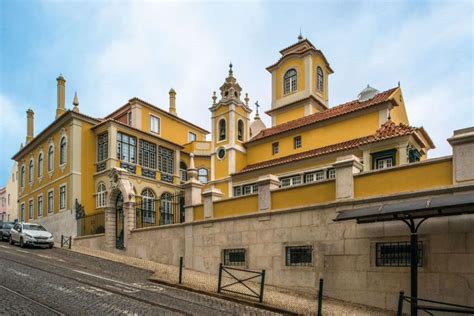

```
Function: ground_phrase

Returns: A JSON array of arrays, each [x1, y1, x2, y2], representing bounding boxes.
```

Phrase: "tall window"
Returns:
[[96, 183, 107, 208], [198, 168, 208, 184], [48, 145, 54, 171], [139, 140, 157, 169], [59, 136, 67, 165], [158, 146, 174, 175], [218, 119, 226, 141], [188, 132, 196, 142], [117, 132, 137, 164], [38, 196, 43, 217], [150, 115, 160, 134], [20, 203, 25, 221], [160, 192, 173, 225], [59, 185, 66, 210], [28, 200, 33, 219], [284, 69, 297, 94], [316, 66, 324, 92], [237, 120, 244, 141], [294, 136, 302, 149], [38, 153, 43, 178], [272, 142, 279, 155], [97, 133, 108, 162], [20, 166, 25, 187], [28, 160, 34, 183], [48, 191, 54, 213], [141, 189, 156, 224], [179, 161, 187, 183]]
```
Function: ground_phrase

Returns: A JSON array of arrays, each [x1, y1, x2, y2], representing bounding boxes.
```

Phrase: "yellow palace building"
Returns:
[[12, 36, 474, 309]]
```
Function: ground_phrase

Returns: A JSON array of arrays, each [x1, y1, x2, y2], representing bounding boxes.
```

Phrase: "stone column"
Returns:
[[202, 188, 223, 219], [448, 127, 474, 184], [256, 175, 280, 212], [123, 201, 135, 247], [333, 155, 363, 200], [183, 154, 203, 223], [105, 207, 116, 249]]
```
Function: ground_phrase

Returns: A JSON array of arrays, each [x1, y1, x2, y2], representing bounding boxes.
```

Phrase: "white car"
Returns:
[[10, 222, 54, 249]]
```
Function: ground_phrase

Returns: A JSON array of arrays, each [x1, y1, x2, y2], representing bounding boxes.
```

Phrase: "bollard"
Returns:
[[61, 235, 64, 248], [397, 291, 404, 316], [259, 269, 266, 303], [179, 256, 183, 284], [317, 278, 324, 316], [217, 263, 223, 293]]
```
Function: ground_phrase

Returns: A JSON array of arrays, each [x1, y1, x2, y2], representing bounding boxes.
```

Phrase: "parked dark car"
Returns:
[[0, 222, 15, 241]]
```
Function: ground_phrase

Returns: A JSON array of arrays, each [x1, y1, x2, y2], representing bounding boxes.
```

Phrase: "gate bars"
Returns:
[[217, 263, 266, 303]]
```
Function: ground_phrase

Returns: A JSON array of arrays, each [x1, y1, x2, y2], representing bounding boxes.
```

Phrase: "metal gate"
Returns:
[[217, 263, 266, 303], [116, 193, 124, 249]]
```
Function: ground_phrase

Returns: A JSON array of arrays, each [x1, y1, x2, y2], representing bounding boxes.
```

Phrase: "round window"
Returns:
[[217, 148, 226, 160]]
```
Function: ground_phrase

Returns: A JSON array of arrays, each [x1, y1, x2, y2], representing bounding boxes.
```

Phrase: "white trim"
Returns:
[[59, 135, 68, 168], [236, 118, 245, 143], [20, 202, 25, 222], [28, 198, 34, 220], [47, 188, 54, 214], [59, 183, 67, 211], [37, 193, 44, 218], [216, 117, 227, 144], [28, 158, 34, 185], [149, 114, 161, 135], [47, 144, 55, 176], [96, 182, 107, 208]]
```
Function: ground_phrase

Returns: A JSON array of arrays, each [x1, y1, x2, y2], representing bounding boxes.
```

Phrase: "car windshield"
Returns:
[[23, 224, 47, 231], [3, 223, 14, 229]]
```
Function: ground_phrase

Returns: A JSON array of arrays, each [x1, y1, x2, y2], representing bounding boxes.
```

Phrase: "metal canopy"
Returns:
[[334, 194, 474, 224]]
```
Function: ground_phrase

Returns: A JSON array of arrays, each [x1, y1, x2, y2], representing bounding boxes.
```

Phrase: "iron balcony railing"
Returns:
[[135, 191, 185, 229]]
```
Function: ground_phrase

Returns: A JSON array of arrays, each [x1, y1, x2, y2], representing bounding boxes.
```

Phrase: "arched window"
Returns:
[[28, 160, 34, 183], [237, 120, 244, 141], [218, 119, 226, 141], [20, 166, 25, 188], [317, 66, 324, 92], [48, 145, 54, 171], [60, 136, 67, 165], [160, 192, 173, 225], [179, 161, 187, 183], [198, 168, 208, 184], [141, 189, 156, 224], [96, 183, 107, 208], [284, 69, 297, 94], [38, 153, 43, 178]]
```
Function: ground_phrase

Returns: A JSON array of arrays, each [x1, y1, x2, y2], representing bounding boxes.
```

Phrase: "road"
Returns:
[[0, 242, 278, 315]]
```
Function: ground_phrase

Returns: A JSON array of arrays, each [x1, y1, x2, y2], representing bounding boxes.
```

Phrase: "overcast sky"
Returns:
[[0, 0, 472, 185]]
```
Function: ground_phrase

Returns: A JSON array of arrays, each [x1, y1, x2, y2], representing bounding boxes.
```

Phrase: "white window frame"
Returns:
[[47, 189, 54, 214], [141, 189, 156, 224], [150, 115, 161, 135], [96, 183, 107, 208], [28, 198, 34, 220], [305, 170, 325, 183], [48, 145, 54, 172], [59, 136, 67, 166], [37, 194, 43, 218], [294, 136, 302, 149], [376, 157, 393, 170], [20, 202, 25, 221], [198, 168, 208, 184], [28, 159, 34, 184], [272, 142, 279, 155], [284, 69, 298, 94], [188, 131, 197, 142], [38, 152, 43, 179], [59, 184, 67, 210], [280, 175, 302, 188]]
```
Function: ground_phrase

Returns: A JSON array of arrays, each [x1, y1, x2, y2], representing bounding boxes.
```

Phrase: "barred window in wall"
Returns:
[[60, 137, 67, 165], [280, 175, 301, 188], [198, 168, 208, 184], [59, 185, 66, 209], [158, 146, 174, 175], [38, 196, 43, 217], [141, 189, 156, 224], [28, 200, 33, 219], [139, 140, 157, 169], [286, 245, 313, 266], [97, 133, 108, 162], [223, 248, 246, 266], [96, 183, 107, 208], [48, 191, 53, 213], [376, 241, 423, 267], [304, 170, 325, 183], [117, 132, 137, 163]]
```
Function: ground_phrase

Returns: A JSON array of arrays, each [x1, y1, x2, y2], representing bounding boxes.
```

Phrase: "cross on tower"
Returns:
[[255, 101, 260, 116]]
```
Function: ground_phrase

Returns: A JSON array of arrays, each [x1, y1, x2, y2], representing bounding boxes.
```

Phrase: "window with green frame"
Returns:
[[371, 149, 397, 170], [408, 148, 421, 163]]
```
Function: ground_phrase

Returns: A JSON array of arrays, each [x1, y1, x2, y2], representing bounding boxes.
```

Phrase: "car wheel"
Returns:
[[48, 243, 54, 249], [9, 236, 14, 245], [19, 237, 25, 248]]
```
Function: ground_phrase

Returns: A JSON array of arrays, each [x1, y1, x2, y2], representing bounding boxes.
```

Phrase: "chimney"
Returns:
[[56, 74, 66, 119], [26, 109, 34, 144], [169, 88, 177, 115]]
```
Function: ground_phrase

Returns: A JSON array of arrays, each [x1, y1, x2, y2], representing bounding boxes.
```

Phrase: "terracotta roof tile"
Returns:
[[247, 87, 398, 143], [237, 121, 419, 174]]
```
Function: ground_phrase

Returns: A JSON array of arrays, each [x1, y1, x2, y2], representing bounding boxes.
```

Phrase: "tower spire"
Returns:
[[298, 28, 303, 41], [228, 62, 233, 76]]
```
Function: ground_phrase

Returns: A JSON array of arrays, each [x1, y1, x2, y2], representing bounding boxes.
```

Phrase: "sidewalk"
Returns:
[[69, 245, 391, 315]]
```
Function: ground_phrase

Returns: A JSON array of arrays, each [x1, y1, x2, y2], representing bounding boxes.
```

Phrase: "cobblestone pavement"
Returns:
[[0, 243, 279, 315]]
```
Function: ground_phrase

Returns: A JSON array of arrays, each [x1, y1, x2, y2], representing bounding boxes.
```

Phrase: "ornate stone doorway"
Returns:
[[115, 192, 124, 249]]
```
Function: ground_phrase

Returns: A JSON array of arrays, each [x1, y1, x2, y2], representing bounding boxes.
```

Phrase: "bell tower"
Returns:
[[209, 64, 252, 194]]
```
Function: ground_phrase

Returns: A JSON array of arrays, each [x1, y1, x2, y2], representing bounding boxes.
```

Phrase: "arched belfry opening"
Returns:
[[106, 168, 136, 250]]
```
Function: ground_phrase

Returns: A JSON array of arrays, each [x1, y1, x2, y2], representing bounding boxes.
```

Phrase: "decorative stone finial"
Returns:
[[244, 93, 249, 106], [212, 91, 217, 104], [72, 92, 79, 112], [298, 28, 303, 41], [229, 62, 233, 76], [187, 153, 198, 180]]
